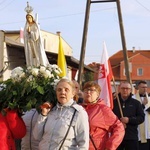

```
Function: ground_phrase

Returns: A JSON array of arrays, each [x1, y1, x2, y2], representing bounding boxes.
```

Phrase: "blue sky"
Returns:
[[0, 0, 150, 64]]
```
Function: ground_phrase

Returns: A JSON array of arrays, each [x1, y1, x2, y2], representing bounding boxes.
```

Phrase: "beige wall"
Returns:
[[41, 30, 72, 56], [0, 31, 5, 81], [0, 31, 4, 74], [3, 42, 10, 81]]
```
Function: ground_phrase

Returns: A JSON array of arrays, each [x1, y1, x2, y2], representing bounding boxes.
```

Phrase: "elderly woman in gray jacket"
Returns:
[[33, 78, 89, 150]]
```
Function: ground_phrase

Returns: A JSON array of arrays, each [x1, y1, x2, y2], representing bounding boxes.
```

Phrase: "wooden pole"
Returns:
[[112, 76, 123, 117], [116, 0, 132, 85], [78, 0, 91, 87]]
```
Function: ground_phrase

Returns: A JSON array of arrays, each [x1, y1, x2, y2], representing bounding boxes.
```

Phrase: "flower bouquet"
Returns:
[[0, 65, 61, 113]]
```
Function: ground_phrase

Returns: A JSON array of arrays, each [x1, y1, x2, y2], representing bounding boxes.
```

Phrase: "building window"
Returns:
[[137, 68, 143, 76]]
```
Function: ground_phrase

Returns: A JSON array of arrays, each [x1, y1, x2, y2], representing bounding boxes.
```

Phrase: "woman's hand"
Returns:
[[40, 102, 53, 116]]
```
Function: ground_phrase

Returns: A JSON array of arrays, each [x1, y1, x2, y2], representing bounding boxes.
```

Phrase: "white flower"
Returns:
[[54, 68, 61, 74], [51, 74, 54, 78], [47, 64, 52, 71], [43, 70, 52, 78], [51, 79, 60, 89], [0, 83, 6, 91], [20, 72, 26, 78], [31, 68, 39, 76], [51, 64, 57, 68], [11, 67, 24, 79], [27, 66, 32, 70], [39, 66, 46, 74], [27, 75, 34, 82]]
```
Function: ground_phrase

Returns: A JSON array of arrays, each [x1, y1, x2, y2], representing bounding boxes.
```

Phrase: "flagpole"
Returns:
[[112, 76, 123, 117]]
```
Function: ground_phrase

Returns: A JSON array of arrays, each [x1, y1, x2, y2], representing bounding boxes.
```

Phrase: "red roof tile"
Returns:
[[109, 50, 150, 66]]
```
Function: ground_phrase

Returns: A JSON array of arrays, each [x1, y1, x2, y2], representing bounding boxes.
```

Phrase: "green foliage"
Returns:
[[0, 65, 61, 112], [83, 71, 94, 84]]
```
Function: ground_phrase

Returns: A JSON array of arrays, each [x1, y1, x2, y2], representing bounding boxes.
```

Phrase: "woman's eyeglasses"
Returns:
[[84, 88, 97, 93]]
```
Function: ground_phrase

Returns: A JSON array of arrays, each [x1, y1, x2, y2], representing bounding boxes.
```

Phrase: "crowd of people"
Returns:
[[0, 2, 149, 150], [1, 78, 150, 150]]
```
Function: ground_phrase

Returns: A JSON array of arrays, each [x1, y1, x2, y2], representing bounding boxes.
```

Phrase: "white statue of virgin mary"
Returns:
[[24, 2, 49, 67]]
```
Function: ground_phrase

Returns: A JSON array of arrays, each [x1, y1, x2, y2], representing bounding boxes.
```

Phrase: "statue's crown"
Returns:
[[24, 2, 33, 14]]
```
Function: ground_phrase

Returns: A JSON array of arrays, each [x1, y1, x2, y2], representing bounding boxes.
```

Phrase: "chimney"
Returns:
[[56, 31, 61, 36], [132, 47, 135, 53]]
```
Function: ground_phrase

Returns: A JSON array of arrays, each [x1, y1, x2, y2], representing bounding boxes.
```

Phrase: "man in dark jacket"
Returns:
[[113, 81, 145, 150]]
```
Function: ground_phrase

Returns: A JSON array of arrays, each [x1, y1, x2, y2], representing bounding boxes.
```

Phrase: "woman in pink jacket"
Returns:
[[0, 109, 26, 150], [82, 81, 125, 150]]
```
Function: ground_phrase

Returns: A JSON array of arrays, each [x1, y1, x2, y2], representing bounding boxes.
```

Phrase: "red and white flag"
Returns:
[[20, 27, 24, 44], [98, 42, 113, 109]]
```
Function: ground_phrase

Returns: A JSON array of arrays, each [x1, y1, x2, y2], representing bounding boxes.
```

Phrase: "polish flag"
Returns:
[[20, 27, 24, 44], [98, 42, 113, 109]]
